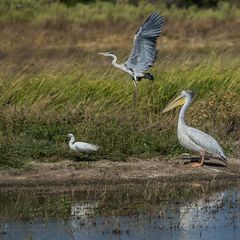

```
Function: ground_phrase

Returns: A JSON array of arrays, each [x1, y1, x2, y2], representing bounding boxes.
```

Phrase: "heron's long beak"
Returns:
[[162, 95, 186, 113], [98, 52, 106, 56]]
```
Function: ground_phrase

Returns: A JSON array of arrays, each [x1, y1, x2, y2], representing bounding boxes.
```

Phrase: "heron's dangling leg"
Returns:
[[132, 79, 138, 108], [191, 151, 205, 167]]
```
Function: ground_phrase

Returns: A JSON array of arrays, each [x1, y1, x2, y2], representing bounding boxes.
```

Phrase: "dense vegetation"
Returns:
[[0, 0, 240, 168], [0, 0, 240, 24]]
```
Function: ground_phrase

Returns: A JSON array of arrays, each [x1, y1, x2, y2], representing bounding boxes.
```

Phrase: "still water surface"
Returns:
[[0, 189, 240, 240]]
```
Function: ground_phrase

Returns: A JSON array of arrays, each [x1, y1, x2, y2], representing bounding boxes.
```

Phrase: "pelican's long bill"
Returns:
[[162, 95, 186, 113]]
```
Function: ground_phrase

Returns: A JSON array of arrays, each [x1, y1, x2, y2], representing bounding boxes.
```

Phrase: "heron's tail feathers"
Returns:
[[144, 73, 154, 81]]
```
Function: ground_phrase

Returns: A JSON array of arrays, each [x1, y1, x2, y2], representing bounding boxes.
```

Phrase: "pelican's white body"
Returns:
[[163, 90, 227, 165], [68, 134, 99, 153], [176, 91, 227, 162]]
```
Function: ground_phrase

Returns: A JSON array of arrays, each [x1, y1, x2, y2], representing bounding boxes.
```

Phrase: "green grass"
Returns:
[[0, 1, 239, 24], [0, 55, 239, 168]]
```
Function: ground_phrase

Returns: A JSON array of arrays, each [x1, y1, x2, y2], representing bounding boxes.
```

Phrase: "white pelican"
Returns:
[[162, 90, 227, 167], [67, 133, 99, 155]]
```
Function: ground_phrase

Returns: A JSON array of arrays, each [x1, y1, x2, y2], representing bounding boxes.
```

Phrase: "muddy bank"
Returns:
[[0, 157, 239, 192]]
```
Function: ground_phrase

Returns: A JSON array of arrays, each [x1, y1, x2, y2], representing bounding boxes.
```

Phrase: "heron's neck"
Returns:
[[178, 97, 192, 127], [109, 54, 123, 69], [69, 136, 75, 147]]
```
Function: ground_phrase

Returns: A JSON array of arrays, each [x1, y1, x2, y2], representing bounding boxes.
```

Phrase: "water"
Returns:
[[0, 189, 240, 240]]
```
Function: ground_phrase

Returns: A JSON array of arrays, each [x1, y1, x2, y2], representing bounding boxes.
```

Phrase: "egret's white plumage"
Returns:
[[98, 12, 164, 86], [162, 90, 227, 167], [67, 134, 99, 153]]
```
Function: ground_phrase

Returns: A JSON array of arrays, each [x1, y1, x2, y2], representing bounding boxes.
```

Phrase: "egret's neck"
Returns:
[[109, 54, 123, 69], [69, 136, 75, 148], [178, 97, 192, 127]]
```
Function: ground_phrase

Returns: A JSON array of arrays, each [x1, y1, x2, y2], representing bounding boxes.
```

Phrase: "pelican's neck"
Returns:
[[109, 54, 123, 69], [69, 136, 75, 148], [178, 96, 192, 127]]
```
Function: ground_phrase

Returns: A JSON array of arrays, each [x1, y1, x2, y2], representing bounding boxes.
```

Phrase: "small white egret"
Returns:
[[162, 90, 227, 167], [98, 12, 164, 104], [67, 134, 99, 158]]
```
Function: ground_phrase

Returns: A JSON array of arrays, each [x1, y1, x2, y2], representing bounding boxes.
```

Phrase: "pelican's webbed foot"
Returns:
[[191, 162, 204, 167], [191, 153, 205, 167]]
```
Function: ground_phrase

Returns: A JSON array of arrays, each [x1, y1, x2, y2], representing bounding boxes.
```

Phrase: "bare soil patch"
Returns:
[[0, 157, 239, 193]]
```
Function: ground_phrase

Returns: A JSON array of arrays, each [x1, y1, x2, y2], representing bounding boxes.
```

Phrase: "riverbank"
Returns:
[[0, 157, 239, 193]]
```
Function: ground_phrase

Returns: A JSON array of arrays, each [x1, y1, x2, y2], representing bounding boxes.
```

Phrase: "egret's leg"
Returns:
[[87, 153, 95, 161], [133, 80, 138, 108], [191, 152, 205, 167], [86, 153, 91, 160]]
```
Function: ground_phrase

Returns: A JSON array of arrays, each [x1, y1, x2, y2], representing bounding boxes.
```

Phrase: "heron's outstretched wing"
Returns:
[[185, 127, 226, 160], [124, 12, 164, 74]]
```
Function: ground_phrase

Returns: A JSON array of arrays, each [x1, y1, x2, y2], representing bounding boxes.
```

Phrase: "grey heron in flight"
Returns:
[[162, 90, 227, 167], [98, 12, 164, 103]]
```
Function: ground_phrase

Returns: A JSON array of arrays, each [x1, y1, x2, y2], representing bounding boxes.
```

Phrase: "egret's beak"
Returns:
[[98, 52, 106, 56], [162, 95, 186, 113]]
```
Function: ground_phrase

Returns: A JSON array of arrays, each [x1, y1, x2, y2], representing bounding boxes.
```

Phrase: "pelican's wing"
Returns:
[[185, 127, 226, 160], [124, 12, 164, 73]]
